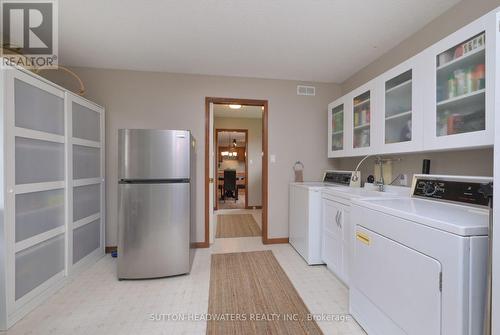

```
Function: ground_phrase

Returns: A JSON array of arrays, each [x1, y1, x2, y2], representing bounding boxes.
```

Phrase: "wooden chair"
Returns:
[[222, 169, 238, 202]]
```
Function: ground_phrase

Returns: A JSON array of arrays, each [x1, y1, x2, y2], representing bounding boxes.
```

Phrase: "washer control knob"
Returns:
[[423, 182, 437, 196]]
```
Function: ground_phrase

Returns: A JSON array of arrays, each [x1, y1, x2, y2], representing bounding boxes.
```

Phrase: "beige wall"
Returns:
[[215, 117, 263, 207], [41, 68, 341, 245], [333, 0, 498, 178], [342, 0, 500, 93], [334, 148, 493, 185]]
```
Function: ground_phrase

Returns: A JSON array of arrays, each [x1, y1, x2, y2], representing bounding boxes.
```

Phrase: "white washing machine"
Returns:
[[320, 184, 410, 286], [288, 171, 353, 264], [350, 174, 492, 335]]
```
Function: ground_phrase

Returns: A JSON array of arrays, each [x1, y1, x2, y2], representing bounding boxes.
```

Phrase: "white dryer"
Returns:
[[288, 171, 353, 264], [350, 174, 492, 335]]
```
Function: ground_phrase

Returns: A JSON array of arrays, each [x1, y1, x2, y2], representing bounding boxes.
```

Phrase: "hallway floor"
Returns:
[[217, 190, 246, 209], [5, 237, 366, 335]]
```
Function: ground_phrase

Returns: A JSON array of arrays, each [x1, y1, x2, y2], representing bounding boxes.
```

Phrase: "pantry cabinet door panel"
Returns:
[[423, 16, 493, 150]]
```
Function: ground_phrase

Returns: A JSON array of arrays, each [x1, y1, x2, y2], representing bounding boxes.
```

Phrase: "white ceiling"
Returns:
[[58, 0, 461, 83], [214, 105, 263, 119]]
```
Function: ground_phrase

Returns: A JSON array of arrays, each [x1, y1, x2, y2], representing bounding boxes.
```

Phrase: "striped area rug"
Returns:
[[216, 214, 261, 238], [207, 250, 323, 334]]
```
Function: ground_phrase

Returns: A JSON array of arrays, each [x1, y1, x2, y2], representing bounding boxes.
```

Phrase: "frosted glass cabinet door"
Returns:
[[352, 91, 371, 149], [385, 70, 413, 144], [73, 219, 100, 264], [68, 93, 105, 268], [15, 234, 65, 300], [435, 32, 485, 137], [16, 189, 65, 242], [73, 184, 100, 222], [14, 78, 64, 135], [73, 145, 101, 179], [15, 137, 65, 184], [72, 102, 101, 142]]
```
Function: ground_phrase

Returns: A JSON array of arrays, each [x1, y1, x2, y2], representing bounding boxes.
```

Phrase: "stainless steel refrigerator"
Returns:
[[117, 129, 195, 279]]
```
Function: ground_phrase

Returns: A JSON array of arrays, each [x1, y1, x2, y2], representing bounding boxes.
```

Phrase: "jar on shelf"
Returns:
[[448, 75, 456, 99], [454, 69, 466, 96], [475, 64, 485, 90]]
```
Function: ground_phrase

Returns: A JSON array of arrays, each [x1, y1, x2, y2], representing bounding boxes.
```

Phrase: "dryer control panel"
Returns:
[[323, 171, 352, 186], [412, 175, 492, 206]]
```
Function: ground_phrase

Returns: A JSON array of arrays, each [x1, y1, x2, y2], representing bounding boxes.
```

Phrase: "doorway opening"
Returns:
[[205, 98, 268, 246], [216, 129, 248, 210]]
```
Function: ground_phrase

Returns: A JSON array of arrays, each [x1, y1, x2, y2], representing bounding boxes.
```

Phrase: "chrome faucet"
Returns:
[[375, 156, 385, 192]]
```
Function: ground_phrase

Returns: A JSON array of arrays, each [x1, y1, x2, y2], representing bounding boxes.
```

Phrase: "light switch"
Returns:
[[270, 154, 276, 163]]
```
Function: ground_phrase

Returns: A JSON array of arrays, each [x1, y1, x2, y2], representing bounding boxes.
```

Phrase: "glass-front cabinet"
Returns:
[[352, 90, 371, 149], [331, 105, 344, 150], [436, 33, 485, 137], [424, 17, 493, 150], [385, 70, 412, 144], [327, 11, 495, 158], [379, 57, 423, 154], [328, 98, 349, 157]]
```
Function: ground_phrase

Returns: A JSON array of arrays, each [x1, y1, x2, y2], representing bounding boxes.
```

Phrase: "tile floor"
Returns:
[[5, 236, 366, 335]]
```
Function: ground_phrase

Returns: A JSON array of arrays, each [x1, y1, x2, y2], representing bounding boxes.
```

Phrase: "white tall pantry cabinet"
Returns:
[[0, 64, 105, 330]]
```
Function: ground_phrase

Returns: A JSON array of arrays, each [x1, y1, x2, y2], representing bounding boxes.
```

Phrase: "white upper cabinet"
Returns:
[[328, 97, 350, 157], [327, 8, 497, 157], [422, 15, 494, 150], [349, 81, 379, 156], [378, 57, 423, 154]]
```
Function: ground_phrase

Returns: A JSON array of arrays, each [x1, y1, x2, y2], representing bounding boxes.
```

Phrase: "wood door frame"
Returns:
[[203, 97, 272, 247], [214, 128, 248, 210]]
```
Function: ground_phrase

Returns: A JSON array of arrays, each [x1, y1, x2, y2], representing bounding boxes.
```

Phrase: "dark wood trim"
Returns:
[[105, 246, 117, 253], [108, 243, 211, 252], [263, 238, 289, 245], [245, 205, 262, 209], [191, 241, 209, 248], [206, 97, 268, 107], [261, 101, 269, 245], [204, 98, 211, 247], [214, 127, 218, 211], [215, 128, 249, 210], [205, 97, 269, 247]]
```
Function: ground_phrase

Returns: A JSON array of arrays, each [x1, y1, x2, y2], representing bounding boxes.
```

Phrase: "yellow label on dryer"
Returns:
[[356, 232, 370, 245]]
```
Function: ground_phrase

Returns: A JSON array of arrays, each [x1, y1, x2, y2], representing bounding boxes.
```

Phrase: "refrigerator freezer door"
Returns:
[[118, 129, 191, 180], [117, 182, 190, 278]]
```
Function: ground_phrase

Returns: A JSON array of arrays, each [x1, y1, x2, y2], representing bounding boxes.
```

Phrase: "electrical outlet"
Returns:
[[400, 174, 408, 186]]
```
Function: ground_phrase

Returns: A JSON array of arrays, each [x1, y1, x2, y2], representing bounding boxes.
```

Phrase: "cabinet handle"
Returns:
[[338, 211, 342, 228], [335, 211, 340, 226]]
